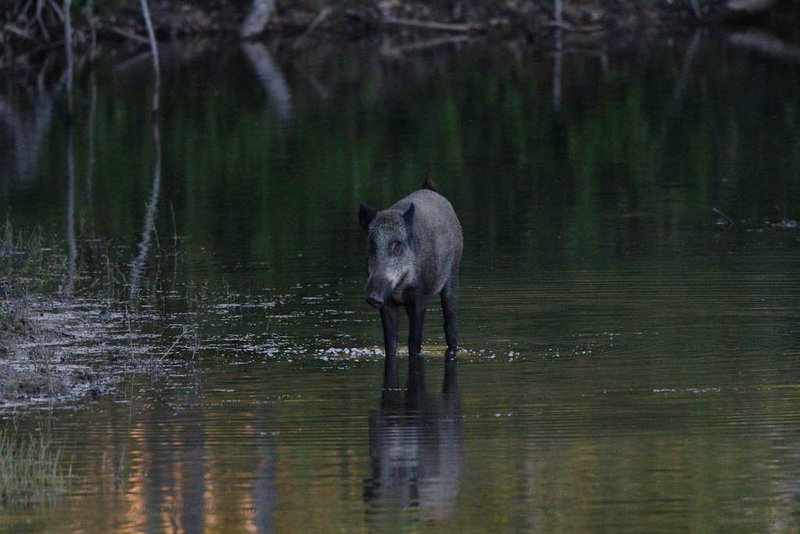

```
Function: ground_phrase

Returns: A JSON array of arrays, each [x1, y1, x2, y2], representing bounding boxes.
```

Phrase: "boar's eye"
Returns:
[[389, 240, 404, 256]]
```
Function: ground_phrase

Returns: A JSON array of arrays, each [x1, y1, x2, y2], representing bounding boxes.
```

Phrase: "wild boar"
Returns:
[[358, 180, 463, 358]]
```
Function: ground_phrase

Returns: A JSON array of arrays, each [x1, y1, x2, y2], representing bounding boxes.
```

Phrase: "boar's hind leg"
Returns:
[[405, 300, 427, 357], [380, 305, 399, 358], [440, 274, 459, 352]]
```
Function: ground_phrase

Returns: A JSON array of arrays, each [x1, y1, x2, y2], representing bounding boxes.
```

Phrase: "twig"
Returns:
[[139, 0, 159, 70], [63, 0, 76, 298], [546, 20, 574, 31], [728, 30, 800, 64], [292, 7, 332, 48], [552, 0, 564, 112], [108, 26, 149, 44], [726, 0, 778, 16], [84, 0, 96, 59], [382, 17, 486, 33], [85, 73, 96, 202], [381, 35, 471, 57], [689, 0, 703, 18], [159, 326, 190, 360], [139, 0, 160, 112], [294, 65, 329, 100], [546, 21, 604, 33], [16, 0, 34, 20], [3, 24, 34, 41], [712, 207, 735, 228], [63, 0, 72, 114], [47, 0, 64, 23], [36, 0, 50, 40], [169, 201, 178, 245]]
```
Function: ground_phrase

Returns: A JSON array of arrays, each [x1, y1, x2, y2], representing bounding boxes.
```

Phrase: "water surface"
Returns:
[[2, 31, 800, 532]]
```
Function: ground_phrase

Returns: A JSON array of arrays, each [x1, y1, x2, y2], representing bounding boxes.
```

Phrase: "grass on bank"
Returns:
[[0, 431, 70, 507]]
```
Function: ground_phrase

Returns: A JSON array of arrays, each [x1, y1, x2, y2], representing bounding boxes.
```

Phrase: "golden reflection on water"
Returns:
[[4, 351, 793, 533]]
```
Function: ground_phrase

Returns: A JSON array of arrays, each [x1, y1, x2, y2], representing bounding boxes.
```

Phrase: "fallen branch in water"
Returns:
[[728, 29, 800, 64], [382, 17, 486, 33], [381, 35, 471, 57], [107, 25, 149, 44], [726, 0, 778, 17], [712, 207, 735, 228], [546, 20, 574, 31], [293, 7, 332, 48], [545, 21, 604, 33], [159, 325, 197, 361]]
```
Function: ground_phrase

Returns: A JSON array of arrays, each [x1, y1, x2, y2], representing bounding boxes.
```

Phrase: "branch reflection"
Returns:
[[242, 42, 293, 123]]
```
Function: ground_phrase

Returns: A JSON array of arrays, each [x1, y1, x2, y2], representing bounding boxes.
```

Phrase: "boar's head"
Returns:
[[358, 202, 416, 308]]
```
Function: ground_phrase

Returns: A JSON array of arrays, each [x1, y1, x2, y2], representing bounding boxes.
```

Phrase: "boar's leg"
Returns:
[[380, 304, 399, 358], [407, 352, 425, 392], [440, 274, 459, 352], [442, 355, 458, 394], [382, 353, 399, 391], [405, 299, 427, 357]]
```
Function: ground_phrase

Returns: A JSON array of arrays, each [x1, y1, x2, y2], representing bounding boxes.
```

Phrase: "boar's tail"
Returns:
[[422, 175, 439, 193]]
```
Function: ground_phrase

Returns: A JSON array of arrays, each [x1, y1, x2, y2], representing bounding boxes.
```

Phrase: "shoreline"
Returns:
[[0, 296, 115, 409], [0, 237, 177, 411], [3, 1, 799, 59]]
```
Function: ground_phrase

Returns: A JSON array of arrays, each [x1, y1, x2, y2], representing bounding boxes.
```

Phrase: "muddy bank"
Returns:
[[0, 286, 186, 409], [0, 234, 102, 408], [0, 237, 179, 410], [0, 298, 110, 408]]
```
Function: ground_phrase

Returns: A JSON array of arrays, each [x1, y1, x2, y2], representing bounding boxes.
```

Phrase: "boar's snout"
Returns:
[[365, 294, 384, 308], [365, 276, 393, 308]]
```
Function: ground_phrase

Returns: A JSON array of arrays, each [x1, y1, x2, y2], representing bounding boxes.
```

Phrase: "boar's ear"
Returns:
[[403, 203, 415, 228], [359, 203, 378, 232]]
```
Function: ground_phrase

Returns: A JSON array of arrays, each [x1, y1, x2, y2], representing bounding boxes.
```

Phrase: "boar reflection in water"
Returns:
[[358, 181, 463, 359], [364, 356, 464, 518]]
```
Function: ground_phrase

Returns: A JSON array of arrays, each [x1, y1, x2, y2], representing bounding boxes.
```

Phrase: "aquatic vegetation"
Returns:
[[0, 431, 69, 507], [0, 227, 184, 406], [0, 222, 66, 297]]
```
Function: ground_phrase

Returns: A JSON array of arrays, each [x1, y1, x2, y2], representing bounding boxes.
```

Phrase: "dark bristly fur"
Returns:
[[422, 176, 439, 193], [359, 181, 463, 361]]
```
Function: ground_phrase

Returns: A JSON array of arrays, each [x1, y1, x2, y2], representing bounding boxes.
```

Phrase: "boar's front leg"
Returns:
[[405, 299, 427, 357], [380, 304, 399, 358]]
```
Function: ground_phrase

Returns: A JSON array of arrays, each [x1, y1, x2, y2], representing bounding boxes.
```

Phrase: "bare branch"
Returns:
[[382, 17, 486, 33], [726, 0, 778, 16], [241, 0, 276, 39]]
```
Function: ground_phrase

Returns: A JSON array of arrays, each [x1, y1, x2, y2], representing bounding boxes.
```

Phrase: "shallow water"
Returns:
[[2, 31, 800, 531]]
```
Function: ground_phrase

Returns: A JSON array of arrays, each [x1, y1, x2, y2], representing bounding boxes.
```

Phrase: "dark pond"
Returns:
[[2, 29, 800, 532]]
